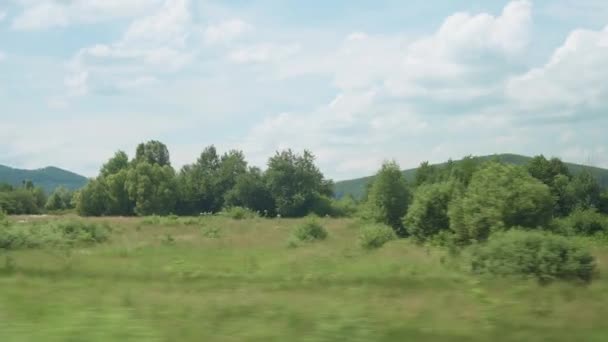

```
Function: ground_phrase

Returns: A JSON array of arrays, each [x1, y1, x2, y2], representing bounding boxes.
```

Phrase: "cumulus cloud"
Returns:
[[507, 25, 608, 114], [62, 0, 193, 99], [12, 0, 162, 30], [233, 1, 537, 176]]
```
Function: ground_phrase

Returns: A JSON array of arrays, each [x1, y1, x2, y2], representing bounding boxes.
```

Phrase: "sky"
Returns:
[[0, 0, 607, 180]]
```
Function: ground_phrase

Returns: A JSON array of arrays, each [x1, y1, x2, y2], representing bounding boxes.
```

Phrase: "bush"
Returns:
[[404, 182, 456, 242], [552, 208, 608, 236], [141, 215, 161, 225], [0, 210, 7, 227], [359, 223, 396, 249], [292, 218, 328, 242], [471, 230, 596, 282], [0, 219, 110, 250], [220, 206, 258, 220], [449, 162, 554, 244]]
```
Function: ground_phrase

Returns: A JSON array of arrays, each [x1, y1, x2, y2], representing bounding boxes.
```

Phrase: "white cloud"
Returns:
[[204, 19, 252, 44], [385, 0, 532, 99], [0, 10, 7, 22], [228, 43, 301, 64], [0, 51, 5, 62], [62, 0, 194, 100], [507, 25, 608, 112], [12, 0, 162, 30]]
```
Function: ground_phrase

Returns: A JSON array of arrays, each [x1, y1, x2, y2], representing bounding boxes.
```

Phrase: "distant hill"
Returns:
[[334, 153, 608, 199], [0, 165, 88, 193]]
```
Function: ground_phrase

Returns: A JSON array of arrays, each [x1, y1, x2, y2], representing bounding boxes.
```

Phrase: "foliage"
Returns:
[[471, 230, 596, 282], [0, 219, 110, 250], [177, 147, 249, 215], [126, 162, 177, 216], [134, 140, 171, 167], [449, 162, 554, 244], [266, 149, 333, 217], [552, 208, 608, 236], [567, 169, 602, 210], [45, 187, 75, 211], [404, 182, 460, 242], [361, 161, 411, 236], [224, 167, 275, 215], [358, 223, 396, 249], [220, 206, 259, 220], [329, 195, 359, 217], [76, 178, 110, 216], [100, 151, 130, 178], [292, 217, 328, 242]]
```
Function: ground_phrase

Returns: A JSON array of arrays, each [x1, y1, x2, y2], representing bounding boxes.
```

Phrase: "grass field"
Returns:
[[2, 216, 608, 341]]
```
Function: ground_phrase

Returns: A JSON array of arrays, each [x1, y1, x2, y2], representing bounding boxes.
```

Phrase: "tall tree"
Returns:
[[362, 161, 411, 236], [224, 167, 275, 215], [126, 162, 177, 216], [101, 151, 130, 177], [134, 140, 171, 167], [265, 149, 332, 217]]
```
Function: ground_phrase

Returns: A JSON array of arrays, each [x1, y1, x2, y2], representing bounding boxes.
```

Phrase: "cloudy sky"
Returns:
[[1, 0, 607, 180]]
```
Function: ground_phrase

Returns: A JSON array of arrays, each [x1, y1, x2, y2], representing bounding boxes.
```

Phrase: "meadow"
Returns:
[[2, 215, 608, 341]]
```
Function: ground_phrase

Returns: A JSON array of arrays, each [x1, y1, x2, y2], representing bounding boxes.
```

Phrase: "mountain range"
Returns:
[[0, 164, 88, 193], [334, 154, 608, 199]]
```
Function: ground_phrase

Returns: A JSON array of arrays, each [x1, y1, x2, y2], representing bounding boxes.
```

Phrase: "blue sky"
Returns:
[[1, 0, 607, 180]]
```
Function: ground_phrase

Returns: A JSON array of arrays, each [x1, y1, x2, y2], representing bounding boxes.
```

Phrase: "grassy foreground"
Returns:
[[2, 216, 608, 341]]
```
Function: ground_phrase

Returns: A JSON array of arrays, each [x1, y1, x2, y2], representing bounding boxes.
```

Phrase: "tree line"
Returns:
[[75, 141, 336, 217], [364, 155, 608, 243]]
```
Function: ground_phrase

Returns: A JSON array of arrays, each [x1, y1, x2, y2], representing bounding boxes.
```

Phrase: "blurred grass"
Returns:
[[1, 215, 608, 341]]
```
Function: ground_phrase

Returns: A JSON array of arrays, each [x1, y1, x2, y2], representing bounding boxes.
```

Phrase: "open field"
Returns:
[[2, 216, 608, 341]]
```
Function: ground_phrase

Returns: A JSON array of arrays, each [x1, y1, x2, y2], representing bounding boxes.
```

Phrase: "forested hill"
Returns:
[[334, 154, 608, 199], [0, 165, 88, 193]]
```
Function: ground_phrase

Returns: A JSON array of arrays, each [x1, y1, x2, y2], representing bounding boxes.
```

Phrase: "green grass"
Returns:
[[2, 215, 608, 341]]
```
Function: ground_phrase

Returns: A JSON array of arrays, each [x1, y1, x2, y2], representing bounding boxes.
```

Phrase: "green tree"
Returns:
[[362, 161, 411, 236], [265, 149, 332, 217], [599, 190, 608, 215], [567, 169, 601, 210], [45, 187, 73, 211], [134, 140, 171, 167], [527, 155, 574, 216], [404, 181, 461, 242], [76, 178, 110, 216], [106, 169, 134, 215], [224, 167, 275, 215], [177, 146, 223, 214], [414, 161, 438, 187], [449, 162, 554, 244], [100, 150, 130, 177], [126, 162, 177, 216]]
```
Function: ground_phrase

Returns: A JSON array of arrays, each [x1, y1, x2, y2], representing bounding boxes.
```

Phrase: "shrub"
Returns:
[[141, 215, 161, 225], [552, 208, 608, 236], [404, 182, 457, 242], [0, 210, 7, 227], [220, 206, 258, 220], [471, 230, 596, 282], [53, 220, 110, 245], [201, 226, 220, 239], [292, 218, 328, 242], [0, 219, 110, 250], [359, 223, 396, 249], [449, 162, 554, 244]]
